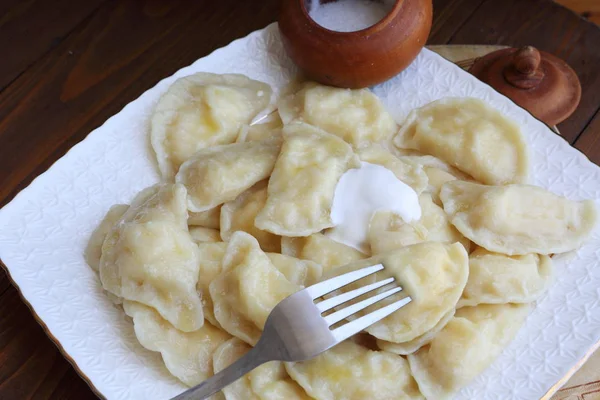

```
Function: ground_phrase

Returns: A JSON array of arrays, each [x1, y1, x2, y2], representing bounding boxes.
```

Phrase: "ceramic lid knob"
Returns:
[[469, 46, 581, 126]]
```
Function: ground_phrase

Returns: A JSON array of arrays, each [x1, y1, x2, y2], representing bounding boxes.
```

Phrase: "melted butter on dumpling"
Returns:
[[278, 82, 397, 148], [123, 301, 230, 387], [220, 180, 281, 253], [281, 233, 366, 272], [213, 338, 311, 400], [151, 73, 272, 178], [376, 310, 455, 356], [368, 193, 470, 255], [285, 340, 424, 400], [440, 180, 598, 255], [458, 248, 553, 308], [176, 139, 282, 212], [366, 242, 468, 343], [99, 184, 204, 332], [209, 232, 301, 345], [255, 122, 360, 237], [408, 303, 531, 400], [323, 242, 468, 343], [394, 97, 529, 185]]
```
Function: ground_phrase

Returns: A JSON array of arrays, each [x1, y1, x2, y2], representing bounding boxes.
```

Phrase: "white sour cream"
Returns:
[[326, 162, 422, 253]]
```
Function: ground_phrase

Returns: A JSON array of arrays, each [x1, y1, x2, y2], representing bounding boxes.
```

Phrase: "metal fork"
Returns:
[[173, 263, 411, 400]]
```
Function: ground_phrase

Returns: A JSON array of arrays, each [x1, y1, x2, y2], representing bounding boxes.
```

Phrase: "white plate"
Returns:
[[0, 23, 599, 400]]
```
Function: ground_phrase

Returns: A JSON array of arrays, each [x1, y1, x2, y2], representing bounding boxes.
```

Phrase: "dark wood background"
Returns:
[[0, 0, 598, 398]]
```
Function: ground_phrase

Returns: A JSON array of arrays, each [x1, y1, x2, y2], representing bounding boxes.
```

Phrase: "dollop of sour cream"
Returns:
[[326, 162, 422, 253]]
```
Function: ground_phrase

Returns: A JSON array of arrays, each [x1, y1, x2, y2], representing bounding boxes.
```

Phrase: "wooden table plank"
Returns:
[[574, 110, 600, 165], [0, 285, 96, 400], [0, 0, 107, 92], [556, 0, 600, 25], [448, 0, 600, 144], [0, 0, 283, 208], [428, 0, 486, 44], [0, 267, 9, 297]]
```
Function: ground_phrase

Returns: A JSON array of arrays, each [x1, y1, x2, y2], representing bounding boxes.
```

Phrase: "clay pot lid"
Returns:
[[469, 46, 581, 126]]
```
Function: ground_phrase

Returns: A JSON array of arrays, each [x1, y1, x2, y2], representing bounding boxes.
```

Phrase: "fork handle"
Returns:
[[172, 344, 271, 400]]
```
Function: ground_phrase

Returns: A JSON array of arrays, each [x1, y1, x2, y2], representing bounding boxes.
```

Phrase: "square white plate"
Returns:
[[1, 23, 599, 400]]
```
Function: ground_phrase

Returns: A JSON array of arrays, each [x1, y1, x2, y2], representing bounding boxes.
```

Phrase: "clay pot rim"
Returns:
[[299, 0, 405, 36]]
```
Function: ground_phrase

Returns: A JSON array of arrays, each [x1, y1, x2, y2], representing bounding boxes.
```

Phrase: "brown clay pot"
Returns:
[[278, 0, 433, 89]]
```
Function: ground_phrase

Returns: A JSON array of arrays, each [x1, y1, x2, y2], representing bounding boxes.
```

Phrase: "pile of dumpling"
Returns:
[[85, 72, 597, 400]]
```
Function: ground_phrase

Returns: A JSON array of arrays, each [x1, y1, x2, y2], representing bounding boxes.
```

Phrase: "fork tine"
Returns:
[[316, 277, 395, 313], [305, 264, 385, 299], [323, 286, 403, 326], [331, 296, 412, 342]]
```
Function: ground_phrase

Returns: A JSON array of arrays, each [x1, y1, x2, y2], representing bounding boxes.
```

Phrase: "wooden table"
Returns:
[[0, 0, 598, 399]]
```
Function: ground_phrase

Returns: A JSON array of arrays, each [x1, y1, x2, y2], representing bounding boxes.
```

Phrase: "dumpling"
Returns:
[[189, 226, 221, 243], [376, 310, 455, 356], [100, 184, 204, 332], [357, 145, 428, 194], [266, 253, 322, 287], [399, 154, 472, 205], [198, 241, 321, 330], [237, 113, 283, 143], [249, 361, 312, 400], [280, 236, 304, 258], [213, 338, 310, 400], [458, 248, 553, 307], [209, 232, 301, 344], [176, 139, 281, 212], [285, 340, 423, 400], [368, 193, 470, 254], [394, 97, 529, 185], [440, 180, 598, 255], [123, 301, 230, 387], [151, 72, 272, 178], [408, 303, 531, 400], [189, 206, 221, 229], [324, 242, 468, 343], [255, 123, 360, 236], [278, 82, 397, 148], [213, 338, 258, 400], [281, 233, 366, 272], [220, 181, 281, 252], [85, 204, 129, 271], [196, 242, 228, 327]]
